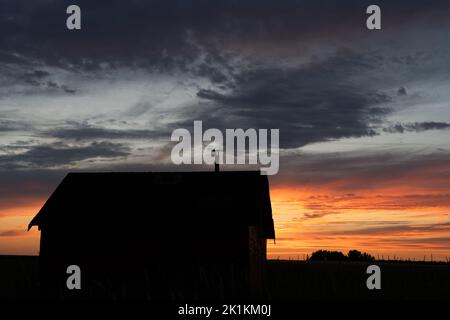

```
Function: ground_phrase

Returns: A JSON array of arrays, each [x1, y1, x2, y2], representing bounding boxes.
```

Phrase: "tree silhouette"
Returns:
[[309, 250, 347, 261], [308, 250, 376, 262], [347, 250, 375, 262]]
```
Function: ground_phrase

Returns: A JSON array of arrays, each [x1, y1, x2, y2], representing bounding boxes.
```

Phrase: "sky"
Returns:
[[0, 0, 450, 260]]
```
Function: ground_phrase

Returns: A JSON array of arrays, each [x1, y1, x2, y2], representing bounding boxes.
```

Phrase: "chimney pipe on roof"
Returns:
[[213, 149, 219, 172]]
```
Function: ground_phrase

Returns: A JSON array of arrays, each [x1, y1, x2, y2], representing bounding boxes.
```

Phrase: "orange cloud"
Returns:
[[0, 200, 43, 255]]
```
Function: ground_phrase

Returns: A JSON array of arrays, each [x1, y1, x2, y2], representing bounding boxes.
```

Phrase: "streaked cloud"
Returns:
[[384, 122, 450, 134]]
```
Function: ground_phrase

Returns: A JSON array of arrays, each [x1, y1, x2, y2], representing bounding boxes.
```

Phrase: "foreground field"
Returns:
[[267, 260, 450, 299], [1, 256, 449, 300]]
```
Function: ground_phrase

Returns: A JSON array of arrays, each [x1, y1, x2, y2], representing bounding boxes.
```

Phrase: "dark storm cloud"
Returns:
[[1, 0, 450, 70], [194, 49, 388, 148], [18, 69, 50, 85], [1, 0, 449, 152], [0, 141, 130, 168], [45, 81, 76, 94], [397, 87, 407, 96], [0, 63, 77, 95], [46, 122, 165, 141], [384, 122, 450, 133]]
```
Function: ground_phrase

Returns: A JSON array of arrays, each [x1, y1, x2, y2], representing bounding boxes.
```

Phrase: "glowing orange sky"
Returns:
[[267, 187, 450, 261], [0, 201, 43, 255], [1, 155, 450, 261], [1, 181, 449, 261]]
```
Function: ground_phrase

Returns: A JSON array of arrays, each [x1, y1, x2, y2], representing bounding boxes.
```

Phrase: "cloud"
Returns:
[[45, 81, 76, 94], [193, 49, 390, 148], [300, 192, 450, 217], [1, 0, 449, 71], [0, 229, 28, 237], [273, 149, 450, 189], [1, 0, 450, 153], [329, 222, 450, 236], [46, 122, 164, 141], [362, 237, 450, 250], [397, 87, 407, 96], [0, 63, 77, 96], [0, 141, 130, 169], [0, 119, 29, 132], [384, 122, 450, 133], [125, 101, 154, 117], [0, 169, 64, 211], [19, 69, 50, 85]]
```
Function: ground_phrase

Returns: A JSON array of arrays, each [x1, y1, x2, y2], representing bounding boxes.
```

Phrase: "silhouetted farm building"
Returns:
[[28, 171, 275, 299]]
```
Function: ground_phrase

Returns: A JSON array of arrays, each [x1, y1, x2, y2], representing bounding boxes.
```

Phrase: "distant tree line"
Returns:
[[309, 250, 375, 262]]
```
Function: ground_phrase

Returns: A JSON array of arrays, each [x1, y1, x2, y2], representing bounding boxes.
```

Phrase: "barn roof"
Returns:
[[28, 171, 275, 239]]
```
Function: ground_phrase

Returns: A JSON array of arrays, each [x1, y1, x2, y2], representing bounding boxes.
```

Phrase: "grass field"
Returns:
[[1, 256, 449, 300], [267, 260, 450, 300]]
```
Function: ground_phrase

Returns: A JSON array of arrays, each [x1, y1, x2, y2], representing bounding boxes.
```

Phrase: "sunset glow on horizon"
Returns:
[[2, 163, 449, 262], [268, 186, 450, 261]]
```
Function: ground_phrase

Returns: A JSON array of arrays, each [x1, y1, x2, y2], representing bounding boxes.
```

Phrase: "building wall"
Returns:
[[248, 225, 268, 296], [37, 223, 266, 299]]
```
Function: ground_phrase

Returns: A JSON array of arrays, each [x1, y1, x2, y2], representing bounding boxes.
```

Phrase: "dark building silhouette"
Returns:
[[28, 171, 275, 299]]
